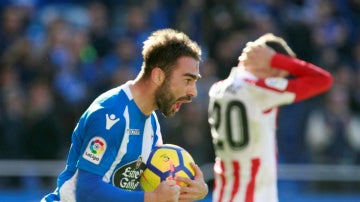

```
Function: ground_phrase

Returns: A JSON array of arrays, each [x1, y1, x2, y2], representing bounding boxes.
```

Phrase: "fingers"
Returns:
[[165, 179, 177, 186], [239, 41, 276, 71], [239, 42, 258, 64], [241, 42, 264, 65], [169, 182, 180, 202], [190, 163, 204, 180], [176, 176, 193, 190], [179, 191, 194, 202], [174, 163, 209, 201], [245, 44, 269, 57], [164, 180, 181, 194], [243, 41, 273, 55], [171, 184, 180, 197], [155, 180, 180, 202], [178, 183, 208, 201]]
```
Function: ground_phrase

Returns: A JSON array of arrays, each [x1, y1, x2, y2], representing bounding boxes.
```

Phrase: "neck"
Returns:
[[129, 78, 157, 116]]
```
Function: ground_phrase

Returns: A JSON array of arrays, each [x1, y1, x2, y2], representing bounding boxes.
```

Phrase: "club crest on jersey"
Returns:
[[112, 156, 146, 190], [264, 78, 288, 91], [83, 137, 107, 165]]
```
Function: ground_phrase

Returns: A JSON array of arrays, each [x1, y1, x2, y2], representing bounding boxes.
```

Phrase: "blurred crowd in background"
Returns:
[[1, 0, 360, 194]]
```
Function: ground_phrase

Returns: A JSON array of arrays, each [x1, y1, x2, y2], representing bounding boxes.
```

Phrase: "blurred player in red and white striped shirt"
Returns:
[[208, 33, 333, 202]]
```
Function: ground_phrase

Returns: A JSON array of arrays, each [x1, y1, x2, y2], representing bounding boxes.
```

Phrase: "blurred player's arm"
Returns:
[[270, 53, 333, 101], [242, 44, 333, 101]]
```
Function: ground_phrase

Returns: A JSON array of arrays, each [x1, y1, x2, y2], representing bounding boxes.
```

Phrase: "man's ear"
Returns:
[[151, 67, 165, 86]]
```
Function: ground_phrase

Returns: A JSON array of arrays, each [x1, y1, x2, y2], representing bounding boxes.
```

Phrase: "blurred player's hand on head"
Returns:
[[239, 43, 277, 78], [243, 44, 275, 70]]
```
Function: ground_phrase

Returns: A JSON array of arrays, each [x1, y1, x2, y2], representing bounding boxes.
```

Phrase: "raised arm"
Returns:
[[270, 53, 333, 102]]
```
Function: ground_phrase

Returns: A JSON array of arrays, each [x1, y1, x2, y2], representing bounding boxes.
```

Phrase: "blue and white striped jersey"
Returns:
[[42, 81, 163, 201]]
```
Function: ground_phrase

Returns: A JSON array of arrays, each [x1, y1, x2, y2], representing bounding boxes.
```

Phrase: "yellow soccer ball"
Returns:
[[140, 144, 195, 192]]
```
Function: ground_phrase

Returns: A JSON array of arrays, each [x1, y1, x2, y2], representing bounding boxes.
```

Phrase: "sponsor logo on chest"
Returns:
[[112, 156, 146, 190]]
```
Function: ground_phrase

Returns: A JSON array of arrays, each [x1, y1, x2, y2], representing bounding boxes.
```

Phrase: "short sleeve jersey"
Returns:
[[208, 68, 294, 202], [44, 81, 163, 201]]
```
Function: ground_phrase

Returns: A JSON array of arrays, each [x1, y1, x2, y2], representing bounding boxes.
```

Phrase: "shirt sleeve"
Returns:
[[261, 53, 333, 102], [76, 168, 144, 202], [77, 107, 124, 176]]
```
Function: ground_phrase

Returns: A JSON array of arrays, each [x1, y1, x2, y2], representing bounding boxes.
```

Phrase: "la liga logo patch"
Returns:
[[90, 139, 105, 154], [83, 137, 107, 165]]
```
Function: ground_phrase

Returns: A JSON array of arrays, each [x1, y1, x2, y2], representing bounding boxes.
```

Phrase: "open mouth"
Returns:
[[172, 97, 192, 112], [173, 102, 182, 112]]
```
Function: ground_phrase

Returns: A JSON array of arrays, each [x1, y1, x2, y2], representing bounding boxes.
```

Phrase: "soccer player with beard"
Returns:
[[208, 33, 333, 202], [42, 29, 208, 202]]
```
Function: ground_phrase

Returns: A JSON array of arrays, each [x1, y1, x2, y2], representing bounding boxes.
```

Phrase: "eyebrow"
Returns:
[[184, 73, 202, 80]]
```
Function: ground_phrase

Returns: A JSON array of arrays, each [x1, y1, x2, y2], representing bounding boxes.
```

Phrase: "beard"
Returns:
[[155, 78, 178, 117]]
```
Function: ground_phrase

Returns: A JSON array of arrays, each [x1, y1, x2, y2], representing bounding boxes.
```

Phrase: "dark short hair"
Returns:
[[140, 29, 202, 78]]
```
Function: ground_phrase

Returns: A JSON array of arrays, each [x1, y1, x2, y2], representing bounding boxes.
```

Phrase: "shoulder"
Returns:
[[94, 84, 132, 107], [79, 85, 132, 128], [261, 77, 289, 91]]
